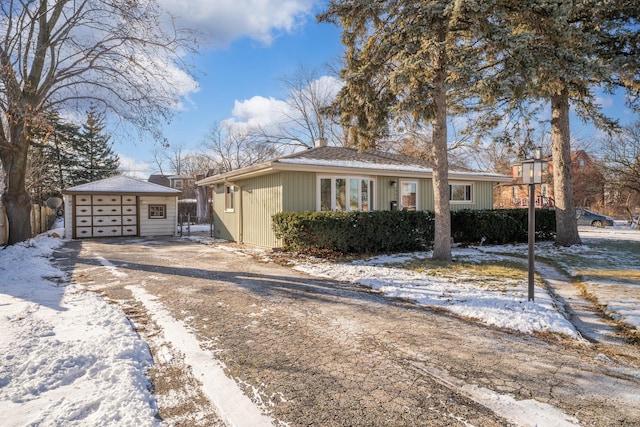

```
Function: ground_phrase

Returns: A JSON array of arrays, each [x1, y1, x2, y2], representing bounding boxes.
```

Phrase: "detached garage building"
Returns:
[[62, 175, 181, 239]]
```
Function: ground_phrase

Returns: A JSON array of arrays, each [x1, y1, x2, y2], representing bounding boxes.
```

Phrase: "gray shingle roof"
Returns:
[[277, 146, 431, 168], [63, 175, 182, 195]]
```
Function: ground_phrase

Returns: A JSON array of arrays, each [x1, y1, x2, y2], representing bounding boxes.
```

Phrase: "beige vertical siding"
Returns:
[[139, 196, 178, 236], [240, 174, 283, 247], [420, 178, 435, 211], [450, 181, 495, 211], [212, 183, 237, 241], [281, 171, 315, 211], [377, 176, 397, 211]]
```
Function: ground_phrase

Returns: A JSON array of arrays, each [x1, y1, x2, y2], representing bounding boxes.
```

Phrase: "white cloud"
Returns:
[[223, 95, 294, 130], [118, 155, 152, 180], [159, 0, 317, 46], [222, 75, 342, 132]]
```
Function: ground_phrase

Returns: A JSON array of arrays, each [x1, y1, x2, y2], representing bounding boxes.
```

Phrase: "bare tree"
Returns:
[[204, 122, 279, 173], [601, 121, 640, 218], [0, 0, 197, 244], [253, 65, 346, 148]]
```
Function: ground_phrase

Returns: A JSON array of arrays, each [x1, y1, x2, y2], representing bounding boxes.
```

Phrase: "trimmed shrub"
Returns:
[[451, 209, 555, 244], [272, 209, 555, 253], [272, 211, 435, 253]]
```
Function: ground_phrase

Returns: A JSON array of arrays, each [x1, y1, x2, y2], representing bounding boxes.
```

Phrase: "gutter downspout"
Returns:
[[237, 185, 243, 244]]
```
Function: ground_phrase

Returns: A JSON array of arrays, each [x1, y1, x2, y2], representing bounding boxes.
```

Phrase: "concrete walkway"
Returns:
[[535, 262, 624, 344]]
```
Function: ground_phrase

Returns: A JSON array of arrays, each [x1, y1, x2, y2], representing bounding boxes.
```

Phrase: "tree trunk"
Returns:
[[551, 87, 581, 246], [430, 34, 452, 261], [1, 134, 33, 244]]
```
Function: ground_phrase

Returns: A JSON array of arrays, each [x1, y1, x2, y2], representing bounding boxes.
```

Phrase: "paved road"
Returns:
[[53, 237, 640, 427]]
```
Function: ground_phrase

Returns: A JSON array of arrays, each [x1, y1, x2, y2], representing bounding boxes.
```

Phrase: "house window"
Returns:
[[318, 177, 375, 212], [173, 179, 183, 189], [225, 185, 235, 212], [578, 158, 586, 169], [449, 183, 473, 203], [149, 205, 166, 219], [400, 181, 417, 211], [541, 184, 549, 198], [513, 186, 519, 198]]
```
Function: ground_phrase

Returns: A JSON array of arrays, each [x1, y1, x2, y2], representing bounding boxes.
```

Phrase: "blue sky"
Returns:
[[116, 0, 344, 177], [114, 0, 637, 178]]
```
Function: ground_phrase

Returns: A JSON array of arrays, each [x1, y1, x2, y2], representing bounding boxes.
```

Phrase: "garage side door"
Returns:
[[74, 195, 138, 238]]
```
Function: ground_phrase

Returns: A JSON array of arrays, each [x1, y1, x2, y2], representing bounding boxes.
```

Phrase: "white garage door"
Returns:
[[74, 194, 138, 238]]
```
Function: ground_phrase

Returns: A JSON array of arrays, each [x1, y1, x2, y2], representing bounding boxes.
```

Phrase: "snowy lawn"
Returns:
[[476, 223, 640, 334], [0, 229, 159, 427], [290, 223, 640, 339], [292, 248, 580, 339]]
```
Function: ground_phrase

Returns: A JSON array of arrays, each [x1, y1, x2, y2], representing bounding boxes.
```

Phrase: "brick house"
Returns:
[[494, 150, 605, 209]]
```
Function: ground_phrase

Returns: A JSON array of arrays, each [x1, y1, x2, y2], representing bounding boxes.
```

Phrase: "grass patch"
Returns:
[[395, 259, 528, 289], [573, 269, 640, 284]]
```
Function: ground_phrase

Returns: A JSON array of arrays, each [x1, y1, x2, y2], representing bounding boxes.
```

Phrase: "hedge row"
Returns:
[[272, 209, 556, 253]]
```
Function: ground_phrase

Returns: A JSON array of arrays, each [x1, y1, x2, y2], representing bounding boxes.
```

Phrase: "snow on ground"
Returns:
[[480, 223, 640, 332], [293, 250, 579, 338], [0, 229, 159, 427], [290, 222, 640, 338], [1, 220, 637, 426]]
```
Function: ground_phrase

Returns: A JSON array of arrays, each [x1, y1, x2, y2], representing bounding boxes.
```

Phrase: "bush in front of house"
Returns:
[[451, 209, 556, 244], [272, 209, 556, 253], [272, 210, 435, 253]]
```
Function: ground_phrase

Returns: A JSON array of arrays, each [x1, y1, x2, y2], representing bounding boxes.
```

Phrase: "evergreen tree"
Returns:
[[69, 108, 120, 185], [320, 0, 504, 261], [480, 1, 640, 246], [27, 112, 80, 203]]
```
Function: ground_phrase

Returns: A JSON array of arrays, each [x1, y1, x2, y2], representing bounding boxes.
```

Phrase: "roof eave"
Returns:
[[195, 160, 513, 185]]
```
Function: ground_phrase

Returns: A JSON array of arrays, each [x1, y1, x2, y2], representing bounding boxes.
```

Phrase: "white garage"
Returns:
[[62, 175, 181, 239]]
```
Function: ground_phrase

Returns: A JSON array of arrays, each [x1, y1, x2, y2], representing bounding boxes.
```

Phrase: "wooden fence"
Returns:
[[0, 204, 56, 245]]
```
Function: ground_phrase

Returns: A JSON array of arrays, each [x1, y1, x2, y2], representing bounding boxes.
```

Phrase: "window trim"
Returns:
[[148, 204, 167, 219], [317, 175, 375, 212], [449, 182, 474, 204]]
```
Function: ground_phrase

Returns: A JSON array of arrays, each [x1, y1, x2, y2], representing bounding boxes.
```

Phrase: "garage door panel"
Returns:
[[76, 205, 92, 216], [122, 226, 137, 235], [122, 215, 137, 225], [123, 196, 136, 205], [92, 215, 122, 226], [93, 195, 121, 205], [92, 226, 124, 237], [76, 216, 92, 227], [76, 227, 93, 237], [76, 196, 92, 205], [92, 205, 122, 215], [122, 205, 136, 215]]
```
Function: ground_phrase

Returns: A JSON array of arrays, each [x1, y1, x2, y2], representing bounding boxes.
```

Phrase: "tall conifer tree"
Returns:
[[321, 1, 503, 261], [69, 108, 120, 185]]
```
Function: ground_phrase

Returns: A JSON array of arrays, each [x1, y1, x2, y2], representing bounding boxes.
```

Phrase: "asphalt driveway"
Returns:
[[53, 236, 640, 427]]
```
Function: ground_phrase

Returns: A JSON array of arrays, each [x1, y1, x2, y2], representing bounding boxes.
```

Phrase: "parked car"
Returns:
[[575, 208, 614, 227]]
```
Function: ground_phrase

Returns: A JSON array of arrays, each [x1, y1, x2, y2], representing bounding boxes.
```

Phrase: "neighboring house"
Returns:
[[196, 144, 512, 248], [62, 175, 181, 239], [494, 150, 604, 209], [148, 174, 196, 200]]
